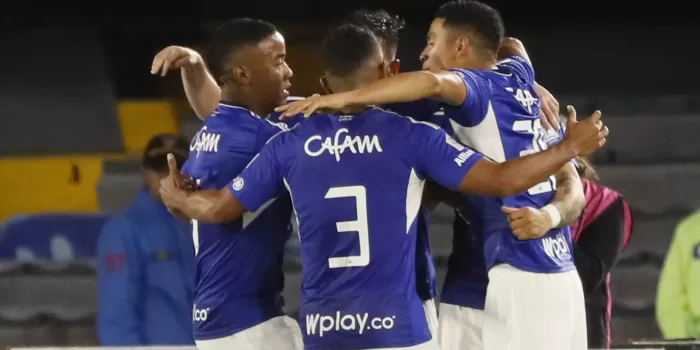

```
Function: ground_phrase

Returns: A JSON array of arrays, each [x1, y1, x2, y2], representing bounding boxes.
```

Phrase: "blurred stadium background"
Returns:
[[1, 0, 699, 349]]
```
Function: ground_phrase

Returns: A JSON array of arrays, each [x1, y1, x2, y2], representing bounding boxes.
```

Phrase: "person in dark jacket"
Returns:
[[97, 134, 195, 345], [570, 157, 634, 349]]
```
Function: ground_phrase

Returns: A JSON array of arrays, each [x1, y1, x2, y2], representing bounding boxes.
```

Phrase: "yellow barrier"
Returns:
[[118, 100, 179, 154], [0, 155, 129, 220]]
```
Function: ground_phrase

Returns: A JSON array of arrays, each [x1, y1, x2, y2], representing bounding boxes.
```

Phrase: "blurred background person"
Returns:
[[570, 157, 634, 349], [96, 134, 195, 346], [656, 209, 700, 339]]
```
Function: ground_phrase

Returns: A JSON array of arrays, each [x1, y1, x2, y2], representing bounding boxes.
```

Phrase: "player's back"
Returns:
[[444, 56, 574, 275], [280, 108, 433, 349], [183, 103, 293, 340]]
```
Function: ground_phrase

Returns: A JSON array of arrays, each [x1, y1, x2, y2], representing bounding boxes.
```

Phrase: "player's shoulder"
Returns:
[[496, 54, 535, 82], [368, 107, 443, 139]]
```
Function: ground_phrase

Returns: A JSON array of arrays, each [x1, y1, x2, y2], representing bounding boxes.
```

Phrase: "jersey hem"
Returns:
[[193, 312, 281, 341], [491, 261, 576, 274]]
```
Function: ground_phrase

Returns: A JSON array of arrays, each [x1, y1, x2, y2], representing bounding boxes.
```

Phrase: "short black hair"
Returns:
[[206, 18, 277, 85], [435, 0, 504, 53], [342, 9, 405, 54], [142, 134, 189, 173], [322, 24, 380, 77]]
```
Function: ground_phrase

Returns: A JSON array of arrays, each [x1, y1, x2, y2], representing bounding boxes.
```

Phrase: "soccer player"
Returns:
[[340, 9, 441, 337], [160, 24, 605, 350], [156, 19, 302, 350], [275, 2, 598, 349]]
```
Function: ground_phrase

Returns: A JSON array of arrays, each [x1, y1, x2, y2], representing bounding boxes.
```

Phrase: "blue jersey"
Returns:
[[386, 100, 443, 301], [441, 56, 574, 311], [181, 103, 293, 340], [269, 96, 306, 128], [229, 107, 483, 350], [276, 98, 443, 301]]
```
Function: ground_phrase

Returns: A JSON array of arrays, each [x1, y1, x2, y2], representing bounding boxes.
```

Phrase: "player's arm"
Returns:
[[415, 107, 606, 198], [502, 163, 584, 240], [151, 46, 221, 119], [96, 218, 145, 345], [275, 70, 468, 118], [162, 187, 245, 224], [160, 138, 286, 224]]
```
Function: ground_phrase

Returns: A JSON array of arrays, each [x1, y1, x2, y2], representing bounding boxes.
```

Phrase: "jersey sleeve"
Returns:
[[447, 69, 490, 127], [409, 120, 484, 190], [228, 133, 287, 212], [498, 54, 535, 85]]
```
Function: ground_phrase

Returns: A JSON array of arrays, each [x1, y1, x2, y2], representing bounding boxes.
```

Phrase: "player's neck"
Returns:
[[456, 55, 497, 70], [220, 88, 272, 117], [327, 81, 370, 114]]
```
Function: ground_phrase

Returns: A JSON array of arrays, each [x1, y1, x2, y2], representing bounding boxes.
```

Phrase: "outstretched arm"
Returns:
[[161, 134, 287, 224], [276, 70, 468, 118], [162, 187, 244, 224], [458, 140, 578, 197], [159, 154, 245, 223], [415, 107, 606, 201], [151, 46, 221, 119]]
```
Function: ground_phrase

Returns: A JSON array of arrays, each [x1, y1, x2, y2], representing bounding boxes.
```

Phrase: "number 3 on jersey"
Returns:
[[512, 119, 557, 195], [325, 185, 370, 268]]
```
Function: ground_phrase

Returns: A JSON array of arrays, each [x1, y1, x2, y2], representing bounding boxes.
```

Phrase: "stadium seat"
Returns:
[[0, 213, 108, 260], [559, 95, 700, 116], [610, 264, 659, 309], [623, 215, 680, 258], [0, 156, 110, 220], [611, 315, 661, 346], [117, 100, 179, 154], [598, 163, 700, 215], [0, 261, 97, 346], [0, 262, 97, 315], [96, 159, 143, 213], [0, 29, 122, 156], [591, 115, 700, 164]]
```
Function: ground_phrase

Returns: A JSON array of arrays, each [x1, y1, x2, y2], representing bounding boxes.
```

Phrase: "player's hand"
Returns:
[[160, 154, 190, 210], [501, 206, 553, 240], [274, 93, 349, 119], [151, 46, 203, 77], [165, 154, 198, 191], [533, 83, 560, 130], [562, 105, 608, 156]]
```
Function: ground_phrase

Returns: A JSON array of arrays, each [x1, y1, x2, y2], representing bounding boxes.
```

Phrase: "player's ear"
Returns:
[[319, 75, 332, 94], [389, 59, 401, 76], [232, 66, 251, 85], [455, 36, 470, 57]]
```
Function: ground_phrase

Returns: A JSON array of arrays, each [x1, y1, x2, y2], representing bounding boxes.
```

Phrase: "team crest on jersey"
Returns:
[[445, 134, 466, 151], [231, 177, 244, 191]]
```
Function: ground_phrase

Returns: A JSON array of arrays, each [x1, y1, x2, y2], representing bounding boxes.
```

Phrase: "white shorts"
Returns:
[[363, 338, 440, 350], [195, 315, 303, 350], [438, 303, 484, 350], [422, 298, 439, 339], [482, 264, 587, 350]]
